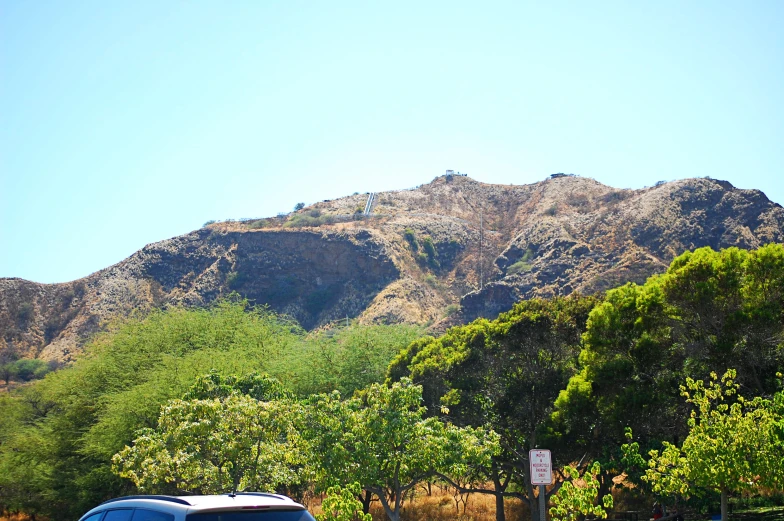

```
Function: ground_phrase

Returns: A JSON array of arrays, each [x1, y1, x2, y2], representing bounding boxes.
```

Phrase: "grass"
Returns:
[[307, 483, 528, 521]]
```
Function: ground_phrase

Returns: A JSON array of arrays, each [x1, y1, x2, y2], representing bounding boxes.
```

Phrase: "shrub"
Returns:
[[421, 237, 440, 268], [424, 274, 439, 287], [16, 302, 34, 326], [421, 236, 437, 258], [544, 205, 558, 216], [444, 304, 461, 317], [294, 202, 305, 211], [248, 218, 275, 229], [202, 220, 216, 227], [226, 271, 247, 289], [403, 228, 418, 251], [507, 260, 532, 275], [284, 213, 335, 228], [13, 359, 51, 381]]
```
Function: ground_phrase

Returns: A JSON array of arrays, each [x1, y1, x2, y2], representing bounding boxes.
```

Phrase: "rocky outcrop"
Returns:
[[2, 175, 783, 361]]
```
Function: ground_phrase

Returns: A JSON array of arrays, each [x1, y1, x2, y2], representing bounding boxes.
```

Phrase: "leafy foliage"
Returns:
[[317, 483, 372, 521], [639, 370, 784, 521], [388, 294, 598, 521], [270, 324, 423, 398], [113, 394, 309, 493], [550, 244, 784, 478], [306, 379, 499, 521], [0, 300, 302, 520], [549, 462, 614, 521]]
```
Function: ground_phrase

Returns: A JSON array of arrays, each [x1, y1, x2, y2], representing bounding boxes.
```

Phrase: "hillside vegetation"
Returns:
[[1, 244, 783, 521], [2, 175, 783, 363]]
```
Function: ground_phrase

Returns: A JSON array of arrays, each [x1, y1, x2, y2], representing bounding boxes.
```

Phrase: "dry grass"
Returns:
[[308, 483, 529, 521]]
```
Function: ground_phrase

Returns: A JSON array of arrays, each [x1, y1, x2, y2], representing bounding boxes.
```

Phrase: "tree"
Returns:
[[305, 379, 499, 521], [0, 299, 303, 521], [549, 462, 613, 521], [272, 324, 423, 398], [113, 394, 310, 494], [548, 244, 784, 497], [640, 370, 784, 521], [317, 483, 372, 521], [13, 359, 51, 381], [0, 343, 19, 385], [387, 295, 597, 521], [294, 202, 305, 211]]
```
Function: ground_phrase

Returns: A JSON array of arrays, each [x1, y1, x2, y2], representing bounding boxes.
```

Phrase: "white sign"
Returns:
[[529, 449, 552, 485]]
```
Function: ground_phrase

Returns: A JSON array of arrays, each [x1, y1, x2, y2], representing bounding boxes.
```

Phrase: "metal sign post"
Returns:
[[530, 449, 552, 521]]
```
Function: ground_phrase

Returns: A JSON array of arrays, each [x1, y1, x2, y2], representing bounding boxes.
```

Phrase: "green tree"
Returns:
[[0, 299, 302, 521], [0, 344, 19, 385], [113, 394, 309, 493], [387, 295, 597, 521], [271, 324, 423, 398], [549, 244, 784, 497], [306, 379, 499, 521], [13, 359, 51, 381], [549, 462, 614, 521], [640, 370, 784, 521], [317, 483, 372, 521]]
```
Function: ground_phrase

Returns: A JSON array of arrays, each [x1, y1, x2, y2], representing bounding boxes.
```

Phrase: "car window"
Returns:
[[82, 512, 105, 521], [104, 510, 134, 521], [187, 511, 315, 521], [132, 509, 175, 521]]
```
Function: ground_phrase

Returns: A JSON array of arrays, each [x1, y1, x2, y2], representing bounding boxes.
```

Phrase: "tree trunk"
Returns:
[[490, 460, 507, 521], [721, 487, 728, 521], [527, 477, 539, 521], [361, 490, 373, 514], [376, 490, 399, 521]]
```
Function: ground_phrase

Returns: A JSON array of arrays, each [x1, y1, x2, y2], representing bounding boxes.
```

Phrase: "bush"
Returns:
[[507, 260, 532, 275], [444, 304, 460, 317], [421, 237, 440, 268], [12, 359, 51, 382], [226, 271, 247, 289], [16, 303, 34, 325], [284, 213, 335, 228], [544, 205, 558, 216], [248, 218, 275, 229], [294, 202, 305, 211], [404, 228, 418, 251], [424, 274, 439, 287], [202, 220, 216, 227], [507, 247, 535, 275]]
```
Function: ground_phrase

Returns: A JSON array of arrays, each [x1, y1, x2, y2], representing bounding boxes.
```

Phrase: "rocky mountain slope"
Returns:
[[2, 174, 783, 362]]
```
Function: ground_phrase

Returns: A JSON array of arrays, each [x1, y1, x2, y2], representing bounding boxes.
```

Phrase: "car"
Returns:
[[77, 493, 316, 521]]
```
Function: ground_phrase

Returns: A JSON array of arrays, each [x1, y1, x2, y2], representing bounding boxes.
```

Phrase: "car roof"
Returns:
[[80, 494, 305, 520], [182, 493, 303, 512]]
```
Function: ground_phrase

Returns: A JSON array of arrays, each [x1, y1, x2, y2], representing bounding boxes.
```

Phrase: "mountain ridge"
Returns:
[[2, 174, 783, 362]]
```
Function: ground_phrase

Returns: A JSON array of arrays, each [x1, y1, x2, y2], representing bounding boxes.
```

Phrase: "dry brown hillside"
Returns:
[[2, 174, 783, 362]]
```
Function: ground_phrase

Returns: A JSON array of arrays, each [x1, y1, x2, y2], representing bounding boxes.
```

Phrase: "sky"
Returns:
[[1, 1, 782, 284]]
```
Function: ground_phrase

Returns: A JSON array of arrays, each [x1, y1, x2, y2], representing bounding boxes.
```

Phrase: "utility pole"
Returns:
[[479, 209, 484, 290]]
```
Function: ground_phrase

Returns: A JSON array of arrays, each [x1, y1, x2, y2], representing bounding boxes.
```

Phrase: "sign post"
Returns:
[[530, 449, 552, 521]]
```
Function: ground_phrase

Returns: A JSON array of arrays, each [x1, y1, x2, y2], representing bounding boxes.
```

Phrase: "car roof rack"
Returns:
[[100, 496, 193, 507], [228, 492, 289, 501]]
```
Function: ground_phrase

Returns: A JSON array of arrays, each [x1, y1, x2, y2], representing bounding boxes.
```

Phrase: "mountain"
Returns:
[[2, 174, 783, 362]]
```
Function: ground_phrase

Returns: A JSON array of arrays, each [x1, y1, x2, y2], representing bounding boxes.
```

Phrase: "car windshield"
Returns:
[[187, 511, 315, 521]]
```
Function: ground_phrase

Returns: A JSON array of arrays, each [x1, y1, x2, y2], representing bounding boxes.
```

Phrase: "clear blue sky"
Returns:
[[2, 1, 782, 284]]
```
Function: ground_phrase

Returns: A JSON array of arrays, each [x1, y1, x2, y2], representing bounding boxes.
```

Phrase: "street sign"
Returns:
[[529, 449, 552, 485]]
